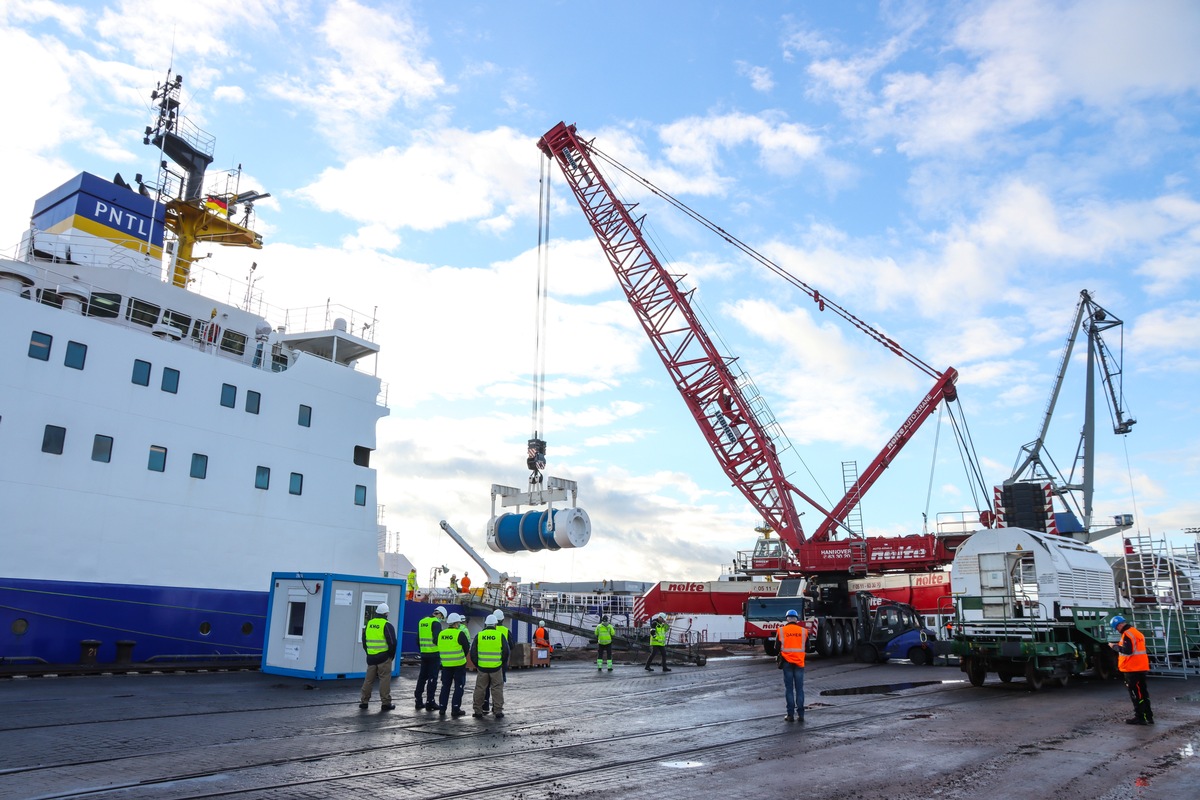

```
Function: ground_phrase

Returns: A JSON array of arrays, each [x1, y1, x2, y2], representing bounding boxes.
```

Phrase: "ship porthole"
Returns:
[[199, 622, 212, 636], [11, 618, 28, 635], [241, 622, 254, 635]]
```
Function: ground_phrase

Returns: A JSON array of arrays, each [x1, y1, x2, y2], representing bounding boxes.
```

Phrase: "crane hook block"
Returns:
[[487, 507, 591, 554], [527, 438, 547, 471]]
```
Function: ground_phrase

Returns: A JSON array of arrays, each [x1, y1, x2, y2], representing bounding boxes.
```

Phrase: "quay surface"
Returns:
[[2, 654, 1197, 799]]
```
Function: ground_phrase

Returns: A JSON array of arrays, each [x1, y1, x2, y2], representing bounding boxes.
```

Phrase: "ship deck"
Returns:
[[2, 654, 1197, 799]]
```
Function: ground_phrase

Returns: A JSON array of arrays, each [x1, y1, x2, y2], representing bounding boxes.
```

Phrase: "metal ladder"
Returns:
[[1120, 532, 1200, 677]]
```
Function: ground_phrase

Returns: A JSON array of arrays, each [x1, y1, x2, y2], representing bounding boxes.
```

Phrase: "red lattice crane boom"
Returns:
[[538, 122, 977, 574]]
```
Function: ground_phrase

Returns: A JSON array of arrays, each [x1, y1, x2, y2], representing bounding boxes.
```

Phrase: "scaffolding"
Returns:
[[1117, 533, 1200, 677]]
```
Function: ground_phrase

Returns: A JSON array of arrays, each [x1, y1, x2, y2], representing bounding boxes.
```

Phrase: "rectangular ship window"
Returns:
[[298, 404, 312, 427], [86, 292, 121, 319], [163, 309, 191, 338], [28, 331, 52, 361], [219, 329, 248, 357], [65, 341, 88, 370], [353, 446, 371, 467], [126, 297, 160, 328], [255, 465, 270, 490], [147, 445, 167, 472], [190, 453, 208, 479], [92, 434, 113, 463], [354, 484, 367, 506], [289, 472, 303, 496], [245, 390, 261, 414], [132, 359, 151, 386], [161, 367, 180, 394], [220, 383, 237, 408], [42, 424, 66, 454]]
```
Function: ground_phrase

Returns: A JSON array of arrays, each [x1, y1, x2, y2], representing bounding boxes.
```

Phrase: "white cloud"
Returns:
[[213, 85, 246, 103], [735, 60, 775, 92]]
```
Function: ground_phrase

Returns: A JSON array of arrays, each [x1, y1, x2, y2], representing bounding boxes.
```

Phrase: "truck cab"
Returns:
[[853, 591, 940, 665]]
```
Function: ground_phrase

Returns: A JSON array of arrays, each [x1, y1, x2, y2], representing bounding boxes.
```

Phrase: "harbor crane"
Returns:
[[538, 122, 990, 577]]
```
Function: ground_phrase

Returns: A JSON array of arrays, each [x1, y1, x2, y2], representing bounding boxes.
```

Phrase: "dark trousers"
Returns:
[[645, 644, 666, 669], [1124, 671, 1153, 721], [597, 643, 613, 667], [416, 653, 440, 703], [438, 665, 466, 711]]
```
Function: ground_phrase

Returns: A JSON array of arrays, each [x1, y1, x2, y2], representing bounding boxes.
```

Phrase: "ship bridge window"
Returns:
[[353, 446, 371, 468], [190, 453, 208, 479], [255, 465, 271, 490], [220, 383, 237, 408], [126, 298, 160, 328], [86, 292, 121, 319], [163, 309, 191, 337], [41, 424, 66, 455], [132, 359, 151, 386], [92, 434, 113, 463], [28, 331, 52, 361], [38, 289, 64, 308], [147, 445, 167, 472], [298, 404, 312, 427], [161, 367, 179, 393], [220, 329, 248, 357], [245, 390, 261, 414], [65, 341, 87, 370]]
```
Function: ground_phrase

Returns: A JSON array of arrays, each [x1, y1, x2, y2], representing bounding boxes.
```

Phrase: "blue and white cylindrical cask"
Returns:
[[487, 507, 591, 553]]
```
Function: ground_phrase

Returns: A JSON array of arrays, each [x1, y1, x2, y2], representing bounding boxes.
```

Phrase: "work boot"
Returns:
[[415, 698, 424, 710], [644, 665, 653, 671], [425, 702, 438, 711], [439, 708, 447, 717], [785, 714, 794, 722], [663, 667, 672, 672], [358, 702, 368, 709], [381, 704, 395, 711], [1125, 717, 1146, 725], [608, 667, 613, 672], [451, 708, 467, 718], [472, 712, 483, 719], [494, 712, 505, 719]]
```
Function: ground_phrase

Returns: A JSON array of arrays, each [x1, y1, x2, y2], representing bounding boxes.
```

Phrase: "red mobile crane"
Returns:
[[537, 122, 987, 580]]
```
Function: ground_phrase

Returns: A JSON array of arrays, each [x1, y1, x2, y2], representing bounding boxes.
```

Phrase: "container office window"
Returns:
[[161, 367, 180, 394], [42, 425, 66, 454], [354, 484, 367, 506], [86, 292, 121, 319], [255, 465, 270, 490], [65, 341, 87, 370], [92, 434, 113, 463], [132, 359, 151, 386], [126, 298, 160, 328], [298, 404, 312, 427], [245, 390, 261, 415], [147, 445, 167, 472], [220, 383, 237, 408], [28, 331, 52, 361], [286, 599, 306, 637], [190, 453, 208, 479], [289, 472, 303, 496]]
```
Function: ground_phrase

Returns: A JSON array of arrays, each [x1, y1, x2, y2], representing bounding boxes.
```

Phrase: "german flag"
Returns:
[[205, 196, 229, 217]]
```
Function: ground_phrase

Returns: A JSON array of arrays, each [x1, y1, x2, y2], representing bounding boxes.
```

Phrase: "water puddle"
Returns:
[[821, 680, 949, 696], [660, 760, 705, 769]]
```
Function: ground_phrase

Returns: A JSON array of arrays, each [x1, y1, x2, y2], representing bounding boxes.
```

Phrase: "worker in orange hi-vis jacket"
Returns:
[[534, 620, 550, 648], [460, 572, 472, 594]]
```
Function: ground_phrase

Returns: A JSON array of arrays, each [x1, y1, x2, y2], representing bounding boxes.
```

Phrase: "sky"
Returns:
[[3, 0, 1198, 586]]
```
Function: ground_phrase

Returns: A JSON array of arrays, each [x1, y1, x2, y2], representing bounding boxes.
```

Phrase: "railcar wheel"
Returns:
[[998, 672, 1014, 683], [1024, 661, 1045, 691], [965, 657, 986, 687]]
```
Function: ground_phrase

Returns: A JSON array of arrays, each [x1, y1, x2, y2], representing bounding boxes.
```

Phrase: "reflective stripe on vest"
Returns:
[[650, 622, 667, 646], [418, 616, 438, 653], [1119, 627, 1150, 672], [364, 618, 389, 656], [596, 624, 613, 645], [778, 622, 807, 667], [438, 627, 466, 667], [476, 629, 503, 669]]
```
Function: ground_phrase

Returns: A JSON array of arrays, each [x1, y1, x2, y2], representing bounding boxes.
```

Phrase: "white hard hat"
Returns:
[[434, 606, 447, 617], [539, 620, 546, 627], [446, 612, 463, 624], [485, 614, 498, 626], [493, 609, 505, 621], [376, 603, 390, 615]]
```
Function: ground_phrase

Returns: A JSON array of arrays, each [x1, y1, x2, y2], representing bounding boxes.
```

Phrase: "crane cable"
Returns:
[[529, 156, 552, 487]]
